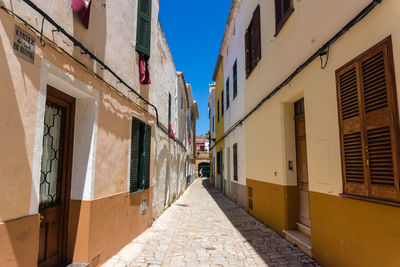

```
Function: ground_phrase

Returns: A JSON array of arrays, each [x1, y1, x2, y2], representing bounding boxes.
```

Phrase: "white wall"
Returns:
[[223, 2, 246, 186]]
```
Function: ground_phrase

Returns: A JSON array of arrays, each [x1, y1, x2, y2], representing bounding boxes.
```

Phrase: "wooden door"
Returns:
[[226, 147, 231, 196], [38, 86, 75, 267], [294, 99, 311, 227]]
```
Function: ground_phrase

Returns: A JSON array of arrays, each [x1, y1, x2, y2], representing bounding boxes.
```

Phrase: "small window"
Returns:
[[217, 151, 221, 174], [221, 91, 224, 117], [226, 78, 230, 110], [136, 0, 152, 56], [233, 143, 238, 181], [217, 101, 220, 122], [336, 37, 400, 203], [245, 6, 261, 78], [233, 60, 238, 98], [212, 116, 215, 132], [130, 117, 151, 193], [168, 93, 171, 121], [274, 0, 294, 36], [181, 96, 184, 110]]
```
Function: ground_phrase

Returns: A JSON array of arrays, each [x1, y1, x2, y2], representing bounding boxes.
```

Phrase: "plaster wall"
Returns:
[[223, 2, 247, 188], [150, 21, 189, 218], [4, 0, 146, 96], [243, 0, 400, 196]]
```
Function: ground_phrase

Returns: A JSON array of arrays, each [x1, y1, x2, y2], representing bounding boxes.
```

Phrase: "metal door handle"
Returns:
[[40, 215, 44, 223]]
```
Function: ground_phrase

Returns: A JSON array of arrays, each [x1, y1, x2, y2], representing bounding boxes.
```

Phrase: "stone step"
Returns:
[[283, 229, 312, 257], [297, 222, 311, 236]]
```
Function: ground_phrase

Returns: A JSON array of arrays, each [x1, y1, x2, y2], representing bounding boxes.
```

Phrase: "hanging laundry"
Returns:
[[139, 54, 151, 85], [71, 0, 92, 29], [169, 121, 175, 139]]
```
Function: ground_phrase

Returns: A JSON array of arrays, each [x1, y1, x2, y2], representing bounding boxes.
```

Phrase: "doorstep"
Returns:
[[282, 229, 312, 257]]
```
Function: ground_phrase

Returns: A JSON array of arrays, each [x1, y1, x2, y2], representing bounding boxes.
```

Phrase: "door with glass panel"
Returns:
[[38, 86, 75, 267]]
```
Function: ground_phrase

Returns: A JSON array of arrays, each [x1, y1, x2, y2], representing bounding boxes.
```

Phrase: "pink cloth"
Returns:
[[71, 0, 92, 29], [169, 121, 175, 139], [139, 54, 151, 85]]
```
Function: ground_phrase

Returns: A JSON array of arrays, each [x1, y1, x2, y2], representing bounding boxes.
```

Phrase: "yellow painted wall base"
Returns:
[[310, 192, 400, 267], [246, 179, 297, 234]]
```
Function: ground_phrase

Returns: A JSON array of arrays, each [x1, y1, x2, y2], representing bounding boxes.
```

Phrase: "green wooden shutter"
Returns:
[[144, 124, 151, 189], [130, 118, 141, 193], [136, 0, 152, 56]]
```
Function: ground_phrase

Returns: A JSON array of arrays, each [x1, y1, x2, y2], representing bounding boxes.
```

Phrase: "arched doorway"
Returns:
[[198, 162, 210, 178]]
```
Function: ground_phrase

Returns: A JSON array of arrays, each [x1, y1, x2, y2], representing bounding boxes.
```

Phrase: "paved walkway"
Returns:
[[102, 179, 321, 267]]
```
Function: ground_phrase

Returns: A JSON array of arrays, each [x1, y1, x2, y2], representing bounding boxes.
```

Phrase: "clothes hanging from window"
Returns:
[[139, 54, 151, 85], [168, 121, 175, 139], [71, 0, 92, 29]]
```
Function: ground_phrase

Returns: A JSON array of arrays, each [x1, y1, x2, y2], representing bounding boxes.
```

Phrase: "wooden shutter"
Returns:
[[168, 93, 171, 122], [361, 39, 400, 201], [226, 78, 230, 109], [233, 60, 238, 98], [221, 91, 224, 116], [217, 151, 221, 174], [274, 0, 282, 28], [275, 0, 293, 35], [233, 143, 238, 181], [130, 118, 141, 193], [337, 63, 367, 196], [337, 37, 400, 202], [253, 6, 261, 65], [136, 0, 152, 56], [245, 28, 250, 77], [143, 124, 151, 189]]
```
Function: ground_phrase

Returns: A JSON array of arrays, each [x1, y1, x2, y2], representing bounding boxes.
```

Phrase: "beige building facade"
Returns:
[[213, 0, 400, 266], [0, 0, 197, 266]]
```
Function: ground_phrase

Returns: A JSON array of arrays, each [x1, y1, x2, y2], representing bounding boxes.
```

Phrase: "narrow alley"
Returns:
[[103, 179, 320, 267]]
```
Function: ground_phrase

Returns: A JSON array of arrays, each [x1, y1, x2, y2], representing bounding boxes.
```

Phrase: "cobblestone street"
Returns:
[[102, 179, 321, 267]]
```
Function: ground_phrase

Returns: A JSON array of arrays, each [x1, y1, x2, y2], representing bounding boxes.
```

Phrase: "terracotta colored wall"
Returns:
[[246, 179, 297, 234], [310, 192, 400, 267], [68, 190, 152, 266], [0, 11, 41, 222], [0, 215, 39, 267]]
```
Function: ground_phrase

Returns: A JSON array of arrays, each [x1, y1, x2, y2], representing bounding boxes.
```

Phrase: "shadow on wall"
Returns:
[[201, 179, 321, 267], [0, 25, 39, 266]]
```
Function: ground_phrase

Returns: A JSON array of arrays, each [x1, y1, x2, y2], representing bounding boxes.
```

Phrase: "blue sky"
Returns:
[[159, 1, 231, 135]]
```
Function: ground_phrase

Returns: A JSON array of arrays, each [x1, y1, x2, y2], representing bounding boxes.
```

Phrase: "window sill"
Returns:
[[340, 193, 400, 208], [130, 187, 150, 196]]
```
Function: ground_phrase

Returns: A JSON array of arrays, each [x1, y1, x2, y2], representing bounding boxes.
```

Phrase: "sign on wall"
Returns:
[[13, 25, 35, 64]]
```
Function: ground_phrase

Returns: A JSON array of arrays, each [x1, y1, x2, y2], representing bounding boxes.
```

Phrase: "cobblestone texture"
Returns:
[[102, 179, 321, 267]]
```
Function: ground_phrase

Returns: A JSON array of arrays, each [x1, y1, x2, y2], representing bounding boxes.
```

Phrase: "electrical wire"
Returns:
[[210, 0, 383, 150], [0, 1, 187, 150]]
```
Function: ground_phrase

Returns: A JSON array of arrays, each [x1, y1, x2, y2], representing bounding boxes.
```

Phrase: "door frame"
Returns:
[[39, 85, 75, 266]]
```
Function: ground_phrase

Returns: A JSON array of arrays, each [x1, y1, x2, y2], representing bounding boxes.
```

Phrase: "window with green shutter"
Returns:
[[136, 0, 152, 56], [130, 117, 152, 193]]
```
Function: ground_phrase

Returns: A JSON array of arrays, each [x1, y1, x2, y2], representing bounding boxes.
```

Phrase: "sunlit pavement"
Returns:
[[102, 179, 321, 267]]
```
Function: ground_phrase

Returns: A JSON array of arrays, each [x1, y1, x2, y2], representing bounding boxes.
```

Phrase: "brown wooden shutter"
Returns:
[[130, 118, 141, 193], [274, 0, 282, 27], [253, 6, 261, 65], [245, 28, 250, 76], [337, 64, 367, 196], [337, 37, 400, 202], [360, 39, 400, 201]]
